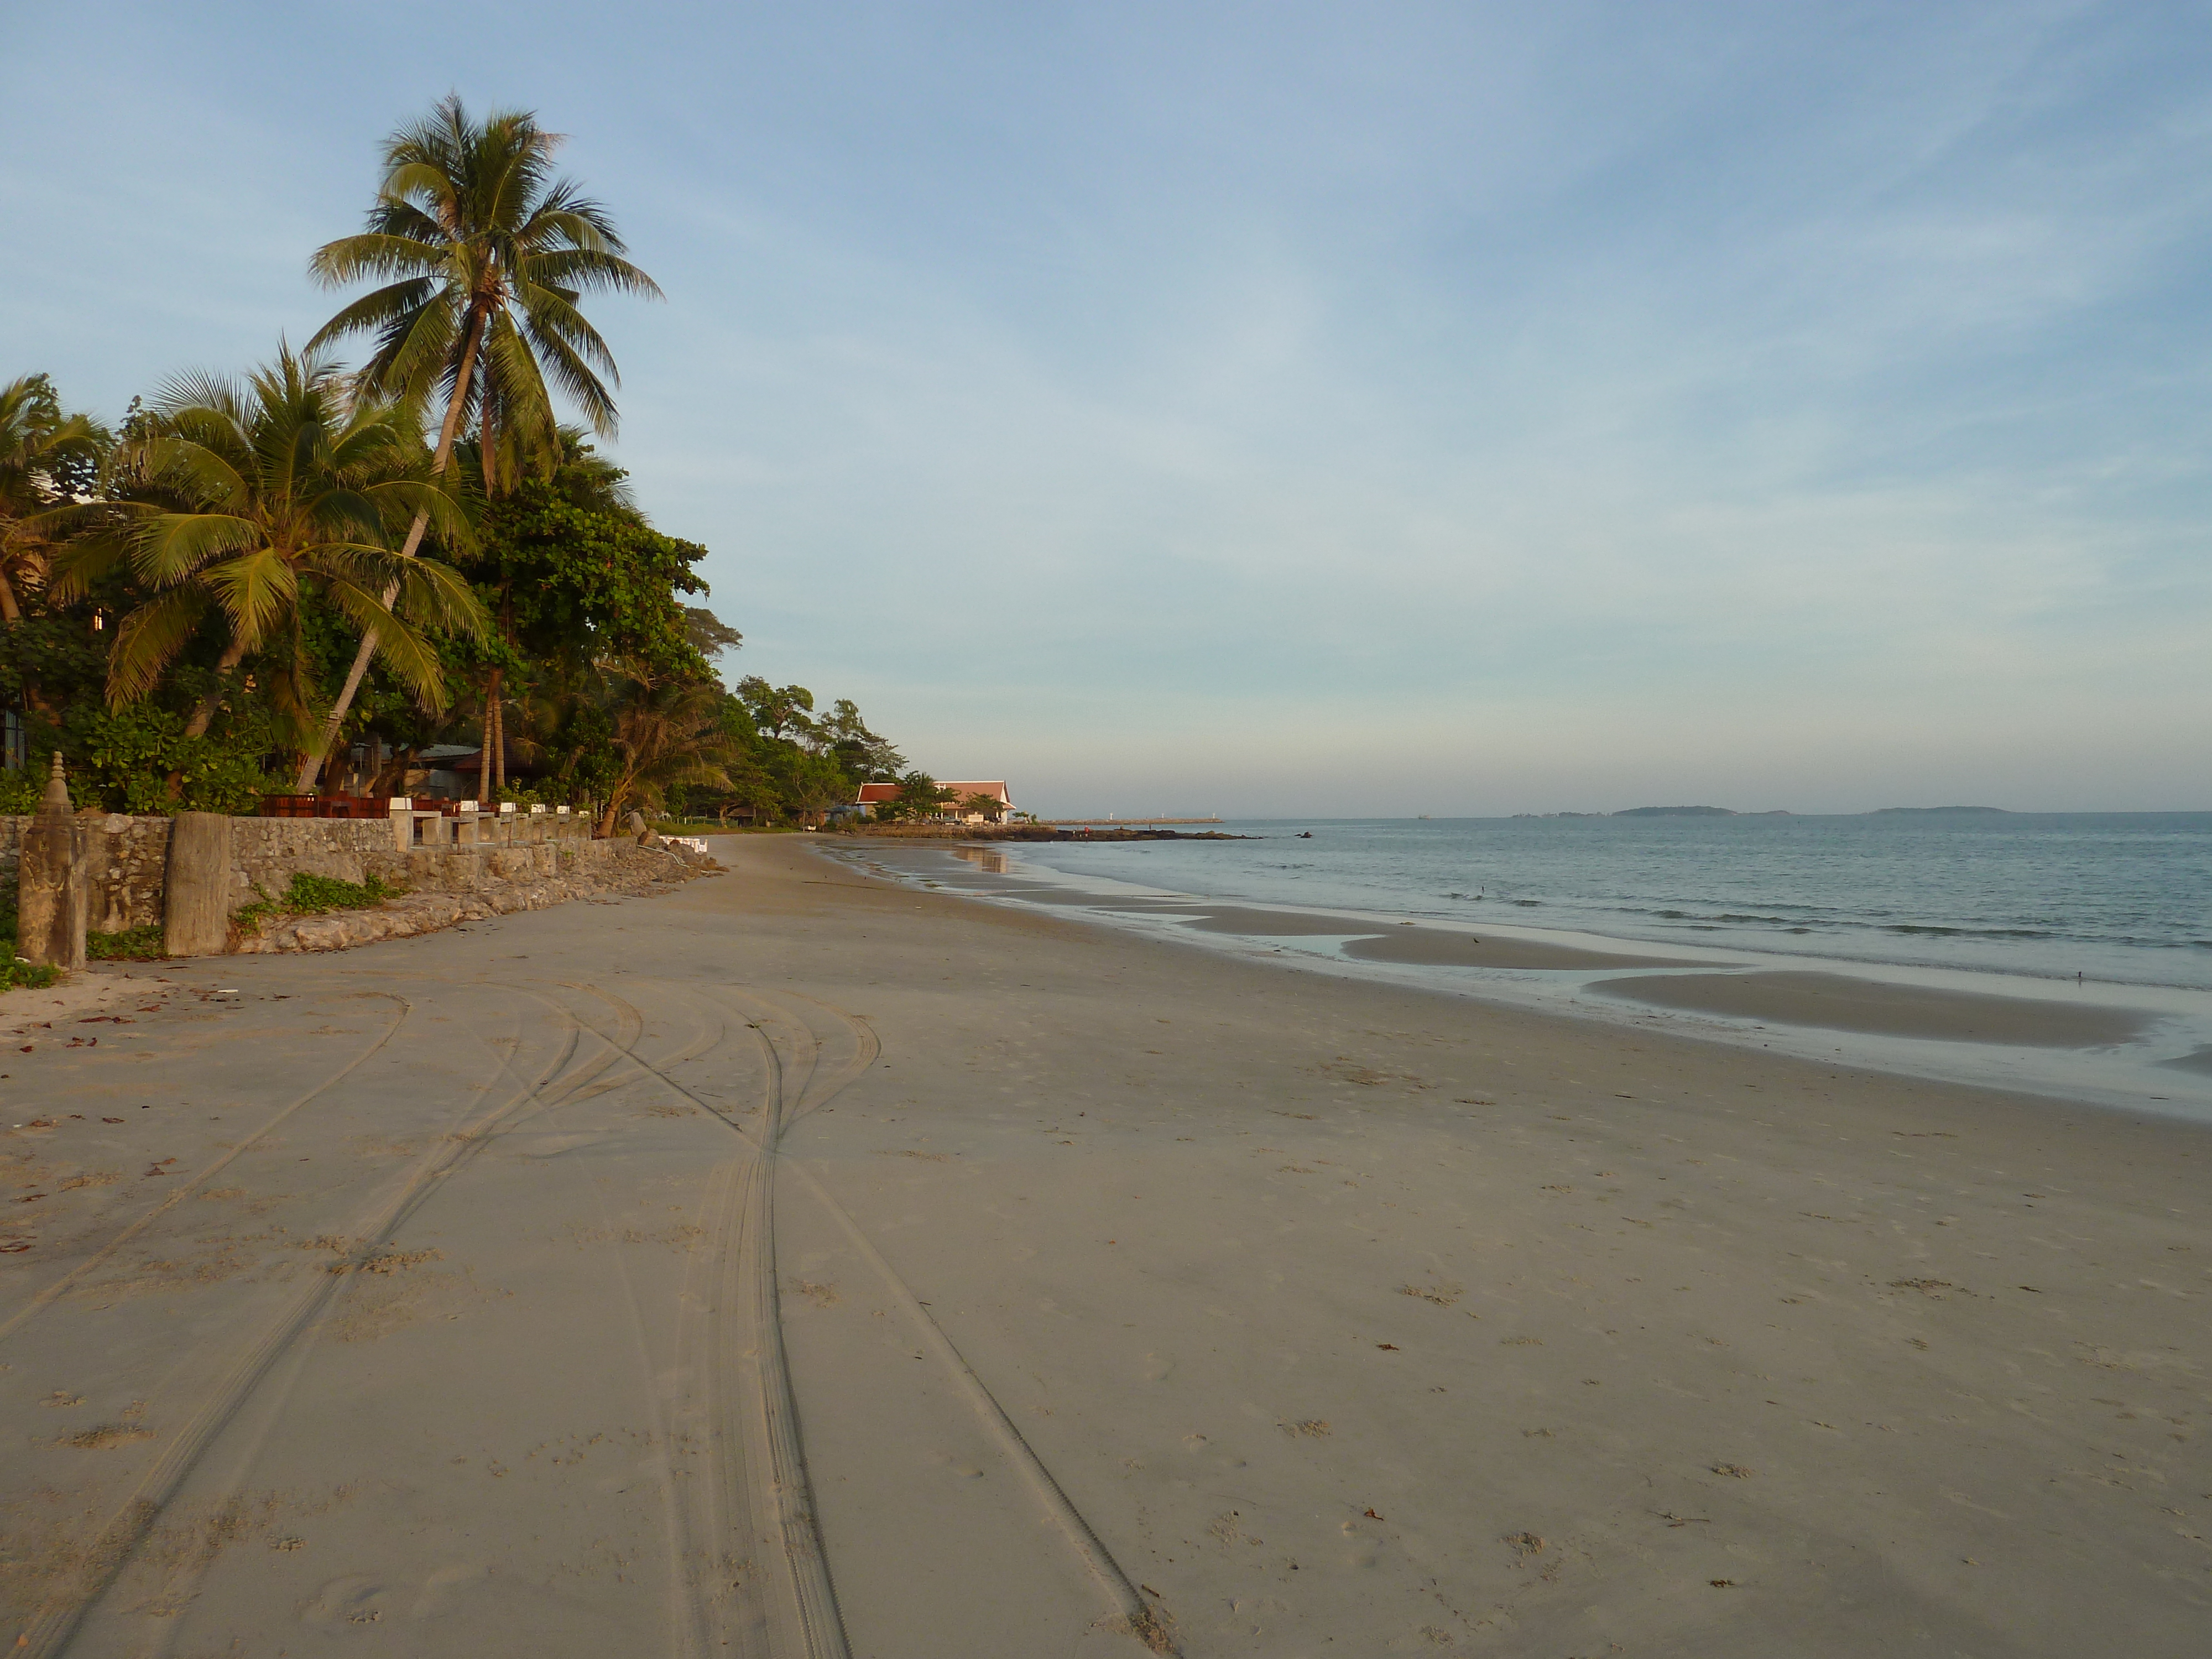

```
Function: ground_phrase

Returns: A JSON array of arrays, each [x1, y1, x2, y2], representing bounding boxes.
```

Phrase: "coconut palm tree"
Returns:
[[957, 791, 1006, 823], [594, 662, 740, 834], [0, 374, 108, 713], [295, 94, 661, 790], [53, 345, 485, 744]]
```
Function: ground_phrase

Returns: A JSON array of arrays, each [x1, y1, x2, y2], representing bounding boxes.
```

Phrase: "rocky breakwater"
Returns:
[[233, 837, 720, 954]]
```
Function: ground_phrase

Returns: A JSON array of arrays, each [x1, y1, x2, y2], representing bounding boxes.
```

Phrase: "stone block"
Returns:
[[17, 757, 86, 971], [163, 812, 234, 957]]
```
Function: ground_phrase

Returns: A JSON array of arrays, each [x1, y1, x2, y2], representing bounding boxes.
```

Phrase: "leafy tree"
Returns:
[[480, 440, 710, 677], [817, 697, 904, 781], [0, 373, 108, 713], [452, 437, 712, 801], [593, 664, 740, 833], [0, 105, 913, 833], [59, 702, 277, 815], [768, 748, 851, 826], [957, 791, 1006, 823], [684, 604, 743, 662], [299, 93, 660, 787], [732, 676, 821, 744], [875, 770, 954, 822], [53, 346, 484, 753], [502, 652, 618, 806]]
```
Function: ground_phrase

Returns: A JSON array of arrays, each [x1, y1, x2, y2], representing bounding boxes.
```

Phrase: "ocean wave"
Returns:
[[1629, 909, 2080, 944], [1639, 908, 1836, 929], [1883, 924, 2055, 940]]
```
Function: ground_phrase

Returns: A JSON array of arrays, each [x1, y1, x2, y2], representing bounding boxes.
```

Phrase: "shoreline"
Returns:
[[823, 834, 2212, 1123], [940, 813, 2212, 997], [4, 834, 2206, 1655]]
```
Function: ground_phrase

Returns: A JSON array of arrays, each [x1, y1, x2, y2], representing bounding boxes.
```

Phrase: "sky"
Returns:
[[4, 1, 2209, 815]]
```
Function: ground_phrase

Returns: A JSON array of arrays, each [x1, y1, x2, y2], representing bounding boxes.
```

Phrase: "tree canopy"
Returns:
[[0, 98, 912, 831]]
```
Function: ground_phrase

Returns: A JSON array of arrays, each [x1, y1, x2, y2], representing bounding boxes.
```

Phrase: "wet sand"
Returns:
[[1590, 968, 2151, 1047], [1, 835, 2206, 1657], [931, 884, 1714, 968], [1168, 904, 1707, 969], [1340, 927, 1710, 971]]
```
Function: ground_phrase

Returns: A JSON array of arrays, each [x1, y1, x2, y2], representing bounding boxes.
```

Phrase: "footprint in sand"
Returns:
[[300, 1573, 387, 1626]]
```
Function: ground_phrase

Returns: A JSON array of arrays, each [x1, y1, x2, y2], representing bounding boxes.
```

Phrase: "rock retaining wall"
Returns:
[[233, 838, 713, 954], [3, 808, 708, 955], [0, 813, 174, 932]]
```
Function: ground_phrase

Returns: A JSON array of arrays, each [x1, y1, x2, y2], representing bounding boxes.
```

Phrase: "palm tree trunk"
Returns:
[[294, 311, 487, 790], [491, 680, 505, 796], [181, 634, 252, 741], [492, 582, 510, 799], [476, 670, 502, 803], [0, 565, 53, 717]]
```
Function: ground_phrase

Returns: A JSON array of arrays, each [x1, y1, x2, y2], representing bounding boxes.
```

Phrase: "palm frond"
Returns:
[[44, 515, 145, 601], [127, 512, 261, 585], [513, 279, 620, 379], [363, 477, 474, 549], [150, 368, 248, 426], [105, 586, 208, 705], [526, 179, 632, 253], [200, 546, 298, 649], [389, 553, 492, 635], [481, 319, 564, 469], [303, 486, 391, 545], [376, 298, 465, 404], [321, 576, 448, 706], [519, 244, 663, 303], [515, 312, 617, 433], [306, 278, 437, 351]]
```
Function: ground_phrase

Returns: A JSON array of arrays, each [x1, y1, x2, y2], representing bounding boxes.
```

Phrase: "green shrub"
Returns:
[[88, 925, 166, 961], [0, 705, 278, 818], [281, 872, 402, 914], [233, 871, 405, 933], [1, 961, 60, 993], [230, 884, 281, 932]]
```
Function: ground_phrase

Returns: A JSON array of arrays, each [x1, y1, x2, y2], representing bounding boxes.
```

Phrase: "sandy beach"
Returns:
[[3, 832, 2206, 1657]]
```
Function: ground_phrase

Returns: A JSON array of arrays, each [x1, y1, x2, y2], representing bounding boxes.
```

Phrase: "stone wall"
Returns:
[[227, 817, 398, 898], [4, 808, 609, 937], [226, 812, 597, 910], [1, 813, 175, 933], [85, 815, 173, 932]]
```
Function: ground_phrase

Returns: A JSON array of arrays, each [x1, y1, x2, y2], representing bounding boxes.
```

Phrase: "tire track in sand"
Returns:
[[13, 980, 651, 1659], [117, 972, 748, 1659], [0, 993, 411, 1346], [587, 982, 1174, 1654], [561, 980, 841, 1659]]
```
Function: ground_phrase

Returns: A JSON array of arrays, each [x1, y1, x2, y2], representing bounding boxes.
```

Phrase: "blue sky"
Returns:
[[5, 2, 2208, 813]]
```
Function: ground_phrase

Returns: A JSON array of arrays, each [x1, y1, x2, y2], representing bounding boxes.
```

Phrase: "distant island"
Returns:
[[1509, 806, 1792, 818], [1615, 805, 1791, 817], [1503, 804, 2022, 821]]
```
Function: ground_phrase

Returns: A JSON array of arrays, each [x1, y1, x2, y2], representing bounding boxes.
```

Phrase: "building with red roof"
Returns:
[[852, 780, 1014, 822]]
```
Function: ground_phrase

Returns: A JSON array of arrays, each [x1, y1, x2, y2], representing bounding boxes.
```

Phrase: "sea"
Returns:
[[822, 812, 2212, 1120], [1013, 813, 2212, 993]]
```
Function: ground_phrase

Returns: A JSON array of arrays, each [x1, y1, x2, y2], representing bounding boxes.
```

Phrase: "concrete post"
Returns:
[[163, 811, 234, 958], [17, 754, 87, 971]]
